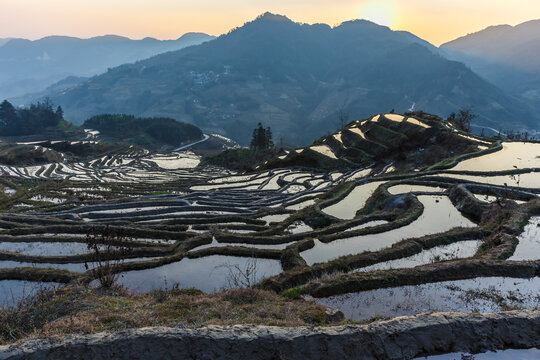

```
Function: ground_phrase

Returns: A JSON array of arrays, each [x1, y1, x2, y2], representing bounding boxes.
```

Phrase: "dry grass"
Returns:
[[0, 285, 337, 345]]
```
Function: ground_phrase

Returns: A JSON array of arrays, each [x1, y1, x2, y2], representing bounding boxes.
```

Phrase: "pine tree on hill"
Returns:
[[0, 100, 17, 126], [250, 122, 274, 150]]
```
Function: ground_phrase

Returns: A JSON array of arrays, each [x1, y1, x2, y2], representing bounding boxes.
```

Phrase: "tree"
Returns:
[[249, 122, 273, 151], [0, 100, 17, 126], [41, 97, 54, 112], [448, 108, 476, 133], [265, 126, 274, 149], [55, 106, 64, 119], [336, 109, 349, 130], [0, 99, 62, 136]]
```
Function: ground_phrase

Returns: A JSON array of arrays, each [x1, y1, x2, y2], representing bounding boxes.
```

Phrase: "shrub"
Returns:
[[85, 226, 133, 288]]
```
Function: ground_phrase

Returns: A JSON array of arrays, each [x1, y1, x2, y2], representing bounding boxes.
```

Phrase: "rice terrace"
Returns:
[[0, 109, 538, 359], [1, 5, 540, 359]]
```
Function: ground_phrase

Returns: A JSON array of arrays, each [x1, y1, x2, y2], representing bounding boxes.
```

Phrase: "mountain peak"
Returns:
[[177, 32, 215, 41], [88, 35, 131, 42], [338, 19, 387, 29], [255, 12, 293, 23]]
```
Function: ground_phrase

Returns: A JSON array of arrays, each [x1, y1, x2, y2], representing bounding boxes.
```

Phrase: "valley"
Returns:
[[2, 7, 540, 358], [0, 112, 538, 358], [19, 13, 539, 146]]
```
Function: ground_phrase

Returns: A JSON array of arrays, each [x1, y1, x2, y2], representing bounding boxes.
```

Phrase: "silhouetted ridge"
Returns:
[[30, 13, 539, 145]]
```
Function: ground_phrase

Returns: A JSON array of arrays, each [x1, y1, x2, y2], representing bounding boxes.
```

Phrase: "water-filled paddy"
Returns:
[[285, 221, 313, 234], [190, 177, 268, 191], [444, 172, 540, 189], [309, 145, 338, 159], [387, 184, 444, 195], [0, 280, 61, 307], [354, 240, 482, 272], [347, 220, 389, 232], [29, 195, 66, 204], [311, 277, 540, 321], [145, 153, 201, 169], [509, 217, 540, 261], [0, 257, 155, 272], [189, 237, 291, 251], [303, 196, 476, 265], [116, 255, 282, 293], [1, 134, 538, 345], [258, 214, 290, 224], [0, 261, 87, 272], [452, 142, 540, 171], [473, 194, 499, 203], [420, 349, 540, 360], [0, 242, 91, 256], [285, 199, 316, 211], [322, 181, 384, 219]]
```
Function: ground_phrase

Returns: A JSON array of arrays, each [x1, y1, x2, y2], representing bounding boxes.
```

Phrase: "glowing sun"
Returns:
[[357, 1, 395, 27]]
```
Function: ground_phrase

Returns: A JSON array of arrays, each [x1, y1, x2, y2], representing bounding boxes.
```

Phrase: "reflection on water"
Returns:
[[322, 181, 385, 220], [388, 184, 444, 195], [420, 348, 540, 360], [116, 255, 282, 293], [0, 261, 86, 272], [0, 280, 61, 308], [303, 196, 476, 265], [189, 237, 290, 251], [0, 242, 90, 256], [355, 240, 481, 272], [509, 217, 540, 261], [444, 173, 540, 189], [452, 142, 540, 171], [311, 277, 540, 321]]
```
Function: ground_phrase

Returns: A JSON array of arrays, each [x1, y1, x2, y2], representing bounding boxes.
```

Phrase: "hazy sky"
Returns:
[[1, 0, 539, 45]]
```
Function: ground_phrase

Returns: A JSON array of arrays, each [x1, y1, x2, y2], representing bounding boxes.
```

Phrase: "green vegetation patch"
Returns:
[[83, 114, 203, 147]]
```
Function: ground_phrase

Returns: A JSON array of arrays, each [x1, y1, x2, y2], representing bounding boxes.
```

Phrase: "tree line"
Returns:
[[0, 98, 64, 136]]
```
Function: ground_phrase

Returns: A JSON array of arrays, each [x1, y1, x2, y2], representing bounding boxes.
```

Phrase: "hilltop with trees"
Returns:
[[0, 98, 72, 136], [83, 114, 203, 149], [447, 109, 477, 133], [250, 122, 274, 150], [206, 122, 277, 171]]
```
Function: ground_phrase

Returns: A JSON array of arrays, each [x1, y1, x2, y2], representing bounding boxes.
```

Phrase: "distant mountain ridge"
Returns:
[[25, 13, 540, 145], [441, 20, 540, 111], [0, 38, 13, 47], [442, 20, 540, 72], [0, 32, 215, 100]]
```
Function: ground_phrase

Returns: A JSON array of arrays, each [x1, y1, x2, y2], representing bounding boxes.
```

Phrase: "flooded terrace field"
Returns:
[[0, 137, 539, 339]]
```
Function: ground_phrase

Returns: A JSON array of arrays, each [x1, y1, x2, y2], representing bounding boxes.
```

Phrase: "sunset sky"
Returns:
[[1, 0, 539, 46]]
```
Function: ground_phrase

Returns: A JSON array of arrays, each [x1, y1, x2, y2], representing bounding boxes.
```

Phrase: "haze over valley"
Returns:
[[0, 33, 214, 100], [6, 13, 539, 145]]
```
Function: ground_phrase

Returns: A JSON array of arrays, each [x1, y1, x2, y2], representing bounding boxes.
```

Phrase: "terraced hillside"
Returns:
[[265, 112, 494, 171], [0, 113, 539, 358], [0, 132, 234, 183]]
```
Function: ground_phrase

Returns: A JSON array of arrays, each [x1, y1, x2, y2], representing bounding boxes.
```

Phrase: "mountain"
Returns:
[[31, 13, 538, 145], [0, 38, 13, 47], [0, 33, 215, 99], [211, 111, 492, 172], [441, 20, 540, 109], [442, 20, 540, 72]]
